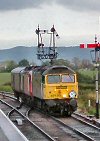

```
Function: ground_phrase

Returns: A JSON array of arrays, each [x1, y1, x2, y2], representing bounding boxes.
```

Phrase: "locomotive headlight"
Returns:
[[69, 91, 76, 98], [63, 94, 67, 98], [54, 88, 57, 92]]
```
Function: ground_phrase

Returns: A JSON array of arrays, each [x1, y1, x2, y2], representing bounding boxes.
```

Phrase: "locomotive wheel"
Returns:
[[60, 108, 64, 116], [67, 111, 72, 117], [67, 107, 73, 117]]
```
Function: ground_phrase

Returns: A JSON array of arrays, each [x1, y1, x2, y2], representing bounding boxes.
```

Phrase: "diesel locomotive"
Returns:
[[11, 65, 78, 116]]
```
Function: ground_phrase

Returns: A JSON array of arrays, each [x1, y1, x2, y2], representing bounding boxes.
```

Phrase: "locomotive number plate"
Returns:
[[56, 86, 67, 89]]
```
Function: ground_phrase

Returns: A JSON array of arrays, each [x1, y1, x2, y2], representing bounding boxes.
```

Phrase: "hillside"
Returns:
[[0, 46, 92, 65]]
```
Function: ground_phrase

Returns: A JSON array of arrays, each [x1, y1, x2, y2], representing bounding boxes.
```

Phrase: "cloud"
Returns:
[[56, 0, 100, 12], [0, 0, 100, 12], [0, 0, 51, 11]]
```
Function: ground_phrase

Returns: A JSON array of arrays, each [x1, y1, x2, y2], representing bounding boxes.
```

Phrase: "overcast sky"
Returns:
[[0, 0, 100, 49]]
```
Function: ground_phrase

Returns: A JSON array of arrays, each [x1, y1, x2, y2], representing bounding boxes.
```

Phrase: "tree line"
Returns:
[[0, 57, 93, 72], [0, 57, 98, 84], [0, 59, 30, 72]]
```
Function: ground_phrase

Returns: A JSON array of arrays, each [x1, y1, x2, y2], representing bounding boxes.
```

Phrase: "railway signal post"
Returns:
[[35, 25, 59, 65], [95, 46, 100, 119], [80, 37, 100, 119]]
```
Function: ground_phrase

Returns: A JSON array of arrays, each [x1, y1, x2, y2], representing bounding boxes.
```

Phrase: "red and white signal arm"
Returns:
[[80, 43, 100, 48]]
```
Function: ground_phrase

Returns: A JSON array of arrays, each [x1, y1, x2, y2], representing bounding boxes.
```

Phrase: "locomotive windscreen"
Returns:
[[47, 74, 75, 84]]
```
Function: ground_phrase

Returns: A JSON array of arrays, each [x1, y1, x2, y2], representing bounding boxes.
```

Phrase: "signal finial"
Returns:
[[95, 34, 97, 44]]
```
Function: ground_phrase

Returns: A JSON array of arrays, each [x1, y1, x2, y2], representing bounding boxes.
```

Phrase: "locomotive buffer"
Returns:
[[35, 25, 59, 64]]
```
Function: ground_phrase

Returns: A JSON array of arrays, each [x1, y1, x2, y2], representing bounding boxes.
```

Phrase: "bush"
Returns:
[[77, 71, 94, 84], [0, 85, 13, 92]]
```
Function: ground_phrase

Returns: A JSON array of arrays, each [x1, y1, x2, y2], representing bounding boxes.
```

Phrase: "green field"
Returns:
[[0, 73, 11, 85], [0, 73, 12, 92]]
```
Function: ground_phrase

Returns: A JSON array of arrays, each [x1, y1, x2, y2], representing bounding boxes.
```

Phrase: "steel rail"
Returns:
[[32, 107, 95, 141], [0, 91, 14, 95], [7, 109, 16, 117], [0, 91, 16, 99], [51, 116, 95, 141], [72, 113, 100, 130], [0, 98, 55, 141]]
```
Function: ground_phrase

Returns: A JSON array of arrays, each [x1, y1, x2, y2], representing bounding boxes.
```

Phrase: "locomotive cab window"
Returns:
[[47, 75, 60, 83], [62, 74, 75, 83]]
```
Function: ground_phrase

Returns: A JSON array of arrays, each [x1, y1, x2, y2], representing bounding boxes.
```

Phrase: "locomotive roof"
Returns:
[[11, 67, 26, 73], [43, 66, 75, 75]]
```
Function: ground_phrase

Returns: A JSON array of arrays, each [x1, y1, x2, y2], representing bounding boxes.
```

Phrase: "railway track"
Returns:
[[51, 115, 100, 141], [28, 107, 100, 141], [29, 106, 100, 141], [72, 112, 100, 128], [28, 109, 80, 141], [1, 91, 100, 141], [0, 92, 56, 141]]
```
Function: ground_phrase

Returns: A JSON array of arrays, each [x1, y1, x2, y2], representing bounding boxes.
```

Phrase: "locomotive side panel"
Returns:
[[11, 73, 14, 89], [11, 67, 25, 93], [32, 72, 43, 99], [20, 73, 24, 92], [23, 73, 29, 95], [22, 71, 33, 96], [11, 73, 21, 92], [29, 71, 33, 96]]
